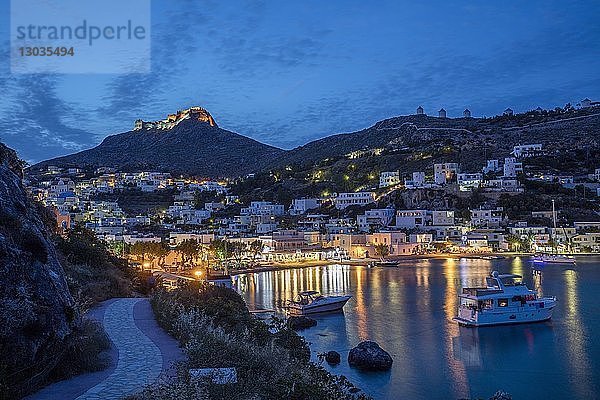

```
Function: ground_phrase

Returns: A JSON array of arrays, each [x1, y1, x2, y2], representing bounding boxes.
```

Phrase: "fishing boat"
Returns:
[[453, 271, 557, 327], [286, 291, 351, 315], [533, 254, 576, 264]]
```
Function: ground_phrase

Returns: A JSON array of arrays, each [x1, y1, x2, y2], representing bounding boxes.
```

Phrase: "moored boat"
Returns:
[[286, 291, 351, 315], [533, 254, 576, 264], [453, 271, 557, 327]]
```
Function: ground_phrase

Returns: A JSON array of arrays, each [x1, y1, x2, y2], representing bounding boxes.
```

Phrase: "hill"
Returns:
[[33, 107, 285, 177], [33, 105, 600, 177], [277, 108, 600, 171]]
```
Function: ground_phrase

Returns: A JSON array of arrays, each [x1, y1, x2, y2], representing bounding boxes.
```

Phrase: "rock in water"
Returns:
[[0, 143, 75, 397], [287, 315, 317, 330], [490, 391, 512, 400], [325, 351, 341, 365], [348, 341, 393, 371]]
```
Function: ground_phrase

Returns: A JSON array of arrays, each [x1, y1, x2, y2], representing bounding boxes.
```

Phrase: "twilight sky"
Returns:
[[1, 0, 599, 163]]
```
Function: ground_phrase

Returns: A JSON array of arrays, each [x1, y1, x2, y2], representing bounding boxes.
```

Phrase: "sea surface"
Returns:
[[234, 256, 600, 400]]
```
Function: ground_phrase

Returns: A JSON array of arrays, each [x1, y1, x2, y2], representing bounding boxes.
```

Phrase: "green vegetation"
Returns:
[[129, 283, 371, 400], [56, 226, 132, 309]]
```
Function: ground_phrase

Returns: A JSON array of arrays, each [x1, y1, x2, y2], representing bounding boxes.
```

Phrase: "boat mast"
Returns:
[[551, 199, 557, 229], [551, 199, 557, 254]]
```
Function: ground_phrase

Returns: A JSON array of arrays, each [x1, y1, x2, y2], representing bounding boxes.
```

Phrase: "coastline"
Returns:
[[228, 252, 535, 276], [225, 252, 599, 277]]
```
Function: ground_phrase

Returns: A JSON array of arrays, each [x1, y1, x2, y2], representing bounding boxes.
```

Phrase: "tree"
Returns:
[[156, 241, 170, 267], [505, 234, 521, 252], [374, 243, 390, 261], [248, 240, 264, 266], [176, 239, 200, 269], [129, 242, 148, 268], [228, 241, 246, 269], [210, 238, 232, 274]]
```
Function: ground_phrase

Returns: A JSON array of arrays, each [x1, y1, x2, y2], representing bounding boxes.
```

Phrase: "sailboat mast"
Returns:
[[551, 199, 557, 229]]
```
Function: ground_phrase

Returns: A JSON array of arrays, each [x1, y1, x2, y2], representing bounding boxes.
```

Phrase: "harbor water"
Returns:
[[234, 256, 600, 399]]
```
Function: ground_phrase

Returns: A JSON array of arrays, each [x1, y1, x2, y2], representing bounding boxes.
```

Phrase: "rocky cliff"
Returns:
[[0, 143, 75, 398]]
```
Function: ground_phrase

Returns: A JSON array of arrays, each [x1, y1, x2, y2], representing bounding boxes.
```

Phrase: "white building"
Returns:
[[434, 163, 459, 184], [431, 210, 455, 226], [512, 144, 543, 158], [333, 192, 376, 210], [416, 106, 424, 115], [482, 160, 500, 174], [470, 207, 504, 228], [241, 201, 285, 216], [457, 173, 483, 191], [123, 235, 162, 244], [49, 178, 75, 197], [503, 157, 523, 178], [289, 198, 322, 215], [404, 171, 426, 188], [438, 108, 447, 118], [169, 232, 214, 246], [357, 208, 395, 232], [396, 210, 427, 229], [379, 171, 401, 188], [463, 109, 471, 118]]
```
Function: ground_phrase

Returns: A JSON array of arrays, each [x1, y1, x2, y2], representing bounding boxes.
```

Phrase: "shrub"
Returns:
[[140, 284, 371, 400], [49, 319, 111, 381]]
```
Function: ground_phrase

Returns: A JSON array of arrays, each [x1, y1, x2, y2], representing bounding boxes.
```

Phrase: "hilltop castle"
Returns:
[[133, 106, 217, 131]]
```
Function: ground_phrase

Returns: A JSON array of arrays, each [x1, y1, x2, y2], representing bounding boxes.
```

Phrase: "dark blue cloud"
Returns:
[[1, 0, 599, 162]]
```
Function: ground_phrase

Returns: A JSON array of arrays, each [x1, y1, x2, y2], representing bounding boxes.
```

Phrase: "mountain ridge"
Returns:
[[32, 106, 600, 176]]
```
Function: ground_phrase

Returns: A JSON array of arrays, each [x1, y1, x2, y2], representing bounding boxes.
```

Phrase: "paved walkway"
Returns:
[[27, 298, 184, 400]]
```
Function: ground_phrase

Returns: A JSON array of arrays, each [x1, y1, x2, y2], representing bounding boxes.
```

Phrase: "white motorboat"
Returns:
[[453, 271, 557, 327], [286, 291, 351, 315], [533, 254, 576, 265]]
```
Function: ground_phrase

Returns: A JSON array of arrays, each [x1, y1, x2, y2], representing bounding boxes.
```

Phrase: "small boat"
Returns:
[[453, 271, 557, 327], [533, 254, 576, 264], [286, 291, 351, 315], [374, 260, 399, 267], [480, 255, 505, 260]]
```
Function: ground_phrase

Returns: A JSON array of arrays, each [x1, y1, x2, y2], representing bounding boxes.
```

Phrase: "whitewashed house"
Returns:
[[470, 207, 504, 228], [503, 157, 523, 178], [333, 192, 376, 210], [434, 163, 459, 184], [379, 171, 401, 188], [482, 160, 500, 174], [405, 171, 426, 188], [431, 210, 455, 226], [396, 210, 427, 229], [512, 144, 543, 158], [457, 173, 483, 191], [289, 198, 322, 215], [357, 208, 395, 232]]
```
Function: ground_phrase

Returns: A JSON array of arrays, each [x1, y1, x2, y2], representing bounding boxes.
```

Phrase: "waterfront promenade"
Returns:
[[26, 298, 184, 400]]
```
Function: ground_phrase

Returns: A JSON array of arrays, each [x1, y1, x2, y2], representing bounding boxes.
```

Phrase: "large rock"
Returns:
[[325, 351, 341, 365], [348, 341, 393, 371], [0, 143, 75, 397], [287, 315, 317, 330]]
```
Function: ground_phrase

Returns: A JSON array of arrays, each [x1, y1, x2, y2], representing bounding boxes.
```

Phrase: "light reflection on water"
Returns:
[[234, 257, 600, 400]]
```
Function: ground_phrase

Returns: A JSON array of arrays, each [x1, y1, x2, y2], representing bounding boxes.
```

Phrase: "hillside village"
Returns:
[[25, 101, 600, 277]]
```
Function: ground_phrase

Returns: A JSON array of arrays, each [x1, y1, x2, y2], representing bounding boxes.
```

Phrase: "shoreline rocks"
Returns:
[[348, 341, 393, 371]]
